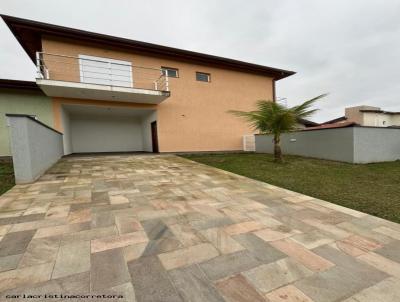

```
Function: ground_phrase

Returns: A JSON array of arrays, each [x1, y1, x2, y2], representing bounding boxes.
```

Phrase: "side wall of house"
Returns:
[[0, 89, 53, 157], [42, 37, 274, 152]]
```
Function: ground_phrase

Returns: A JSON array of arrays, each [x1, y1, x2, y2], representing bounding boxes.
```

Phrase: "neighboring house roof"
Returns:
[[297, 118, 319, 127], [303, 121, 358, 131], [1, 15, 295, 80], [322, 116, 348, 124], [0, 79, 39, 90]]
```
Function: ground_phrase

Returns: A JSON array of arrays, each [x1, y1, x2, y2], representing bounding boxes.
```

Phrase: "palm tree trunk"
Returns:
[[273, 134, 283, 163]]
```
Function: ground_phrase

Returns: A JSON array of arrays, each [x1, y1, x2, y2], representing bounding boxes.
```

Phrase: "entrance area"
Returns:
[[60, 104, 157, 154]]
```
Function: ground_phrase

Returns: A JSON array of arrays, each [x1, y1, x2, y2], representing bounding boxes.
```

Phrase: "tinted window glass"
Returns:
[[196, 72, 210, 82], [162, 68, 178, 78]]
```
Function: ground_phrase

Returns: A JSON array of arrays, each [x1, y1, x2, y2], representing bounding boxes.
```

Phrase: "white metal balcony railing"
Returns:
[[35, 52, 169, 92]]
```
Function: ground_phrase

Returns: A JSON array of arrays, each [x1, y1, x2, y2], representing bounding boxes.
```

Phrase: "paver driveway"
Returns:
[[0, 155, 400, 301]]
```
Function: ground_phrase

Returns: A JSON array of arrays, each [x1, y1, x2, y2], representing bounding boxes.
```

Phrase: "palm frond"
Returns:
[[229, 94, 326, 134]]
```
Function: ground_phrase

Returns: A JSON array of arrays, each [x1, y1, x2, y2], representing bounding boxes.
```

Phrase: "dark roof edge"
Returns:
[[360, 109, 400, 115], [5, 114, 63, 135], [1, 14, 295, 80], [322, 116, 347, 124], [0, 79, 39, 90]]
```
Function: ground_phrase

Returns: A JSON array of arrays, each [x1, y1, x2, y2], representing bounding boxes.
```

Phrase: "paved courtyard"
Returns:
[[0, 155, 400, 301]]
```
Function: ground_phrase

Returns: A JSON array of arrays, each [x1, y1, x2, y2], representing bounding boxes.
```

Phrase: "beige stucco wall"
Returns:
[[362, 112, 400, 127], [42, 37, 274, 152]]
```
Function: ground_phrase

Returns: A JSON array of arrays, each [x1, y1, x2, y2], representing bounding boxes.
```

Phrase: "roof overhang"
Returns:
[[1, 14, 295, 80], [0, 79, 40, 90]]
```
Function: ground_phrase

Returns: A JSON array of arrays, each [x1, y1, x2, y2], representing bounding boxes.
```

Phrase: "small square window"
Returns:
[[196, 72, 210, 82], [162, 67, 179, 78]]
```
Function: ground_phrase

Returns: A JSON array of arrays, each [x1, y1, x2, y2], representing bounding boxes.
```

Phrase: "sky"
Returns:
[[1, 0, 399, 122]]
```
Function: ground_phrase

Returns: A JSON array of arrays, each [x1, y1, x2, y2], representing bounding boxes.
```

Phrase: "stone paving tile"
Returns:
[[232, 232, 286, 263], [0, 230, 36, 257], [142, 237, 183, 257], [243, 258, 313, 294], [0, 224, 11, 236], [270, 239, 334, 272], [0, 262, 54, 292], [0, 213, 44, 226], [312, 244, 389, 280], [215, 274, 266, 302], [374, 239, 400, 263], [169, 264, 225, 302], [107, 282, 136, 302], [91, 231, 148, 253], [128, 256, 182, 302], [223, 221, 266, 236], [92, 211, 115, 228], [168, 223, 203, 246], [337, 221, 394, 244], [158, 242, 219, 270], [45, 205, 70, 219], [339, 234, 382, 252], [200, 227, 245, 254], [295, 263, 388, 302], [52, 240, 90, 279], [302, 218, 351, 240], [123, 242, 148, 262], [358, 251, 400, 278], [9, 218, 67, 233], [290, 230, 335, 249], [330, 240, 366, 257], [0, 254, 22, 272], [265, 284, 315, 302], [115, 214, 142, 234], [254, 227, 300, 242], [61, 225, 117, 244], [91, 248, 130, 291], [34, 222, 90, 239], [374, 225, 400, 240], [0, 272, 90, 302], [342, 277, 400, 302], [0, 154, 400, 300], [19, 237, 60, 267], [199, 250, 262, 281], [142, 219, 174, 240]]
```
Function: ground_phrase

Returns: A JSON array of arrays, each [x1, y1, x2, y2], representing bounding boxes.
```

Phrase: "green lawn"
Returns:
[[0, 160, 15, 195], [181, 153, 400, 223]]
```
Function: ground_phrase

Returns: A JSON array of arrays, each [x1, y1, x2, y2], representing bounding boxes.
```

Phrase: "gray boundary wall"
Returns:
[[6, 114, 63, 183], [255, 127, 400, 163]]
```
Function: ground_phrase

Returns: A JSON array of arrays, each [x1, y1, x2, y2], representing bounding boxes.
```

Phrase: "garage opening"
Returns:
[[60, 104, 157, 155]]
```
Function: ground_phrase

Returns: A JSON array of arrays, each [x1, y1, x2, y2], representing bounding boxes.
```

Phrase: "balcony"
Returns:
[[35, 52, 170, 104]]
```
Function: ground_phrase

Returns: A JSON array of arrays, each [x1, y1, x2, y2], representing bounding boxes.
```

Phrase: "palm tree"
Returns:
[[229, 94, 326, 163]]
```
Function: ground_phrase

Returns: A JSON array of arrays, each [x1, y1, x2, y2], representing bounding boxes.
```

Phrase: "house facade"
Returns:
[[1, 15, 294, 155], [323, 106, 400, 128]]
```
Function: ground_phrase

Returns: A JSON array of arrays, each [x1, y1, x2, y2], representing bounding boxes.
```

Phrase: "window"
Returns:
[[196, 72, 210, 82], [162, 67, 179, 78], [79, 55, 132, 87]]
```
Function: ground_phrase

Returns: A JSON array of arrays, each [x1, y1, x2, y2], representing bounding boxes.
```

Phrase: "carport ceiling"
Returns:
[[64, 104, 155, 118]]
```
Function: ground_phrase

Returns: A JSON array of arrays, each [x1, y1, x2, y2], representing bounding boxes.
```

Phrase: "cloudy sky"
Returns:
[[1, 0, 399, 122]]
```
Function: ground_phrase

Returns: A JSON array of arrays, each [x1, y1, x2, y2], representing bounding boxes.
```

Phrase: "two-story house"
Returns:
[[1, 15, 294, 156], [322, 106, 400, 128]]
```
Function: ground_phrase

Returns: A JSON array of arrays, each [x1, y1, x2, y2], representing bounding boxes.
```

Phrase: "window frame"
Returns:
[[161, 67, 179, 78], [196, 71, 211, 83]]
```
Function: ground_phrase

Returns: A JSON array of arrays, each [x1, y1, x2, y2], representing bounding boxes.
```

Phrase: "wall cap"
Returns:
[[6, 114, 63, 135]]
